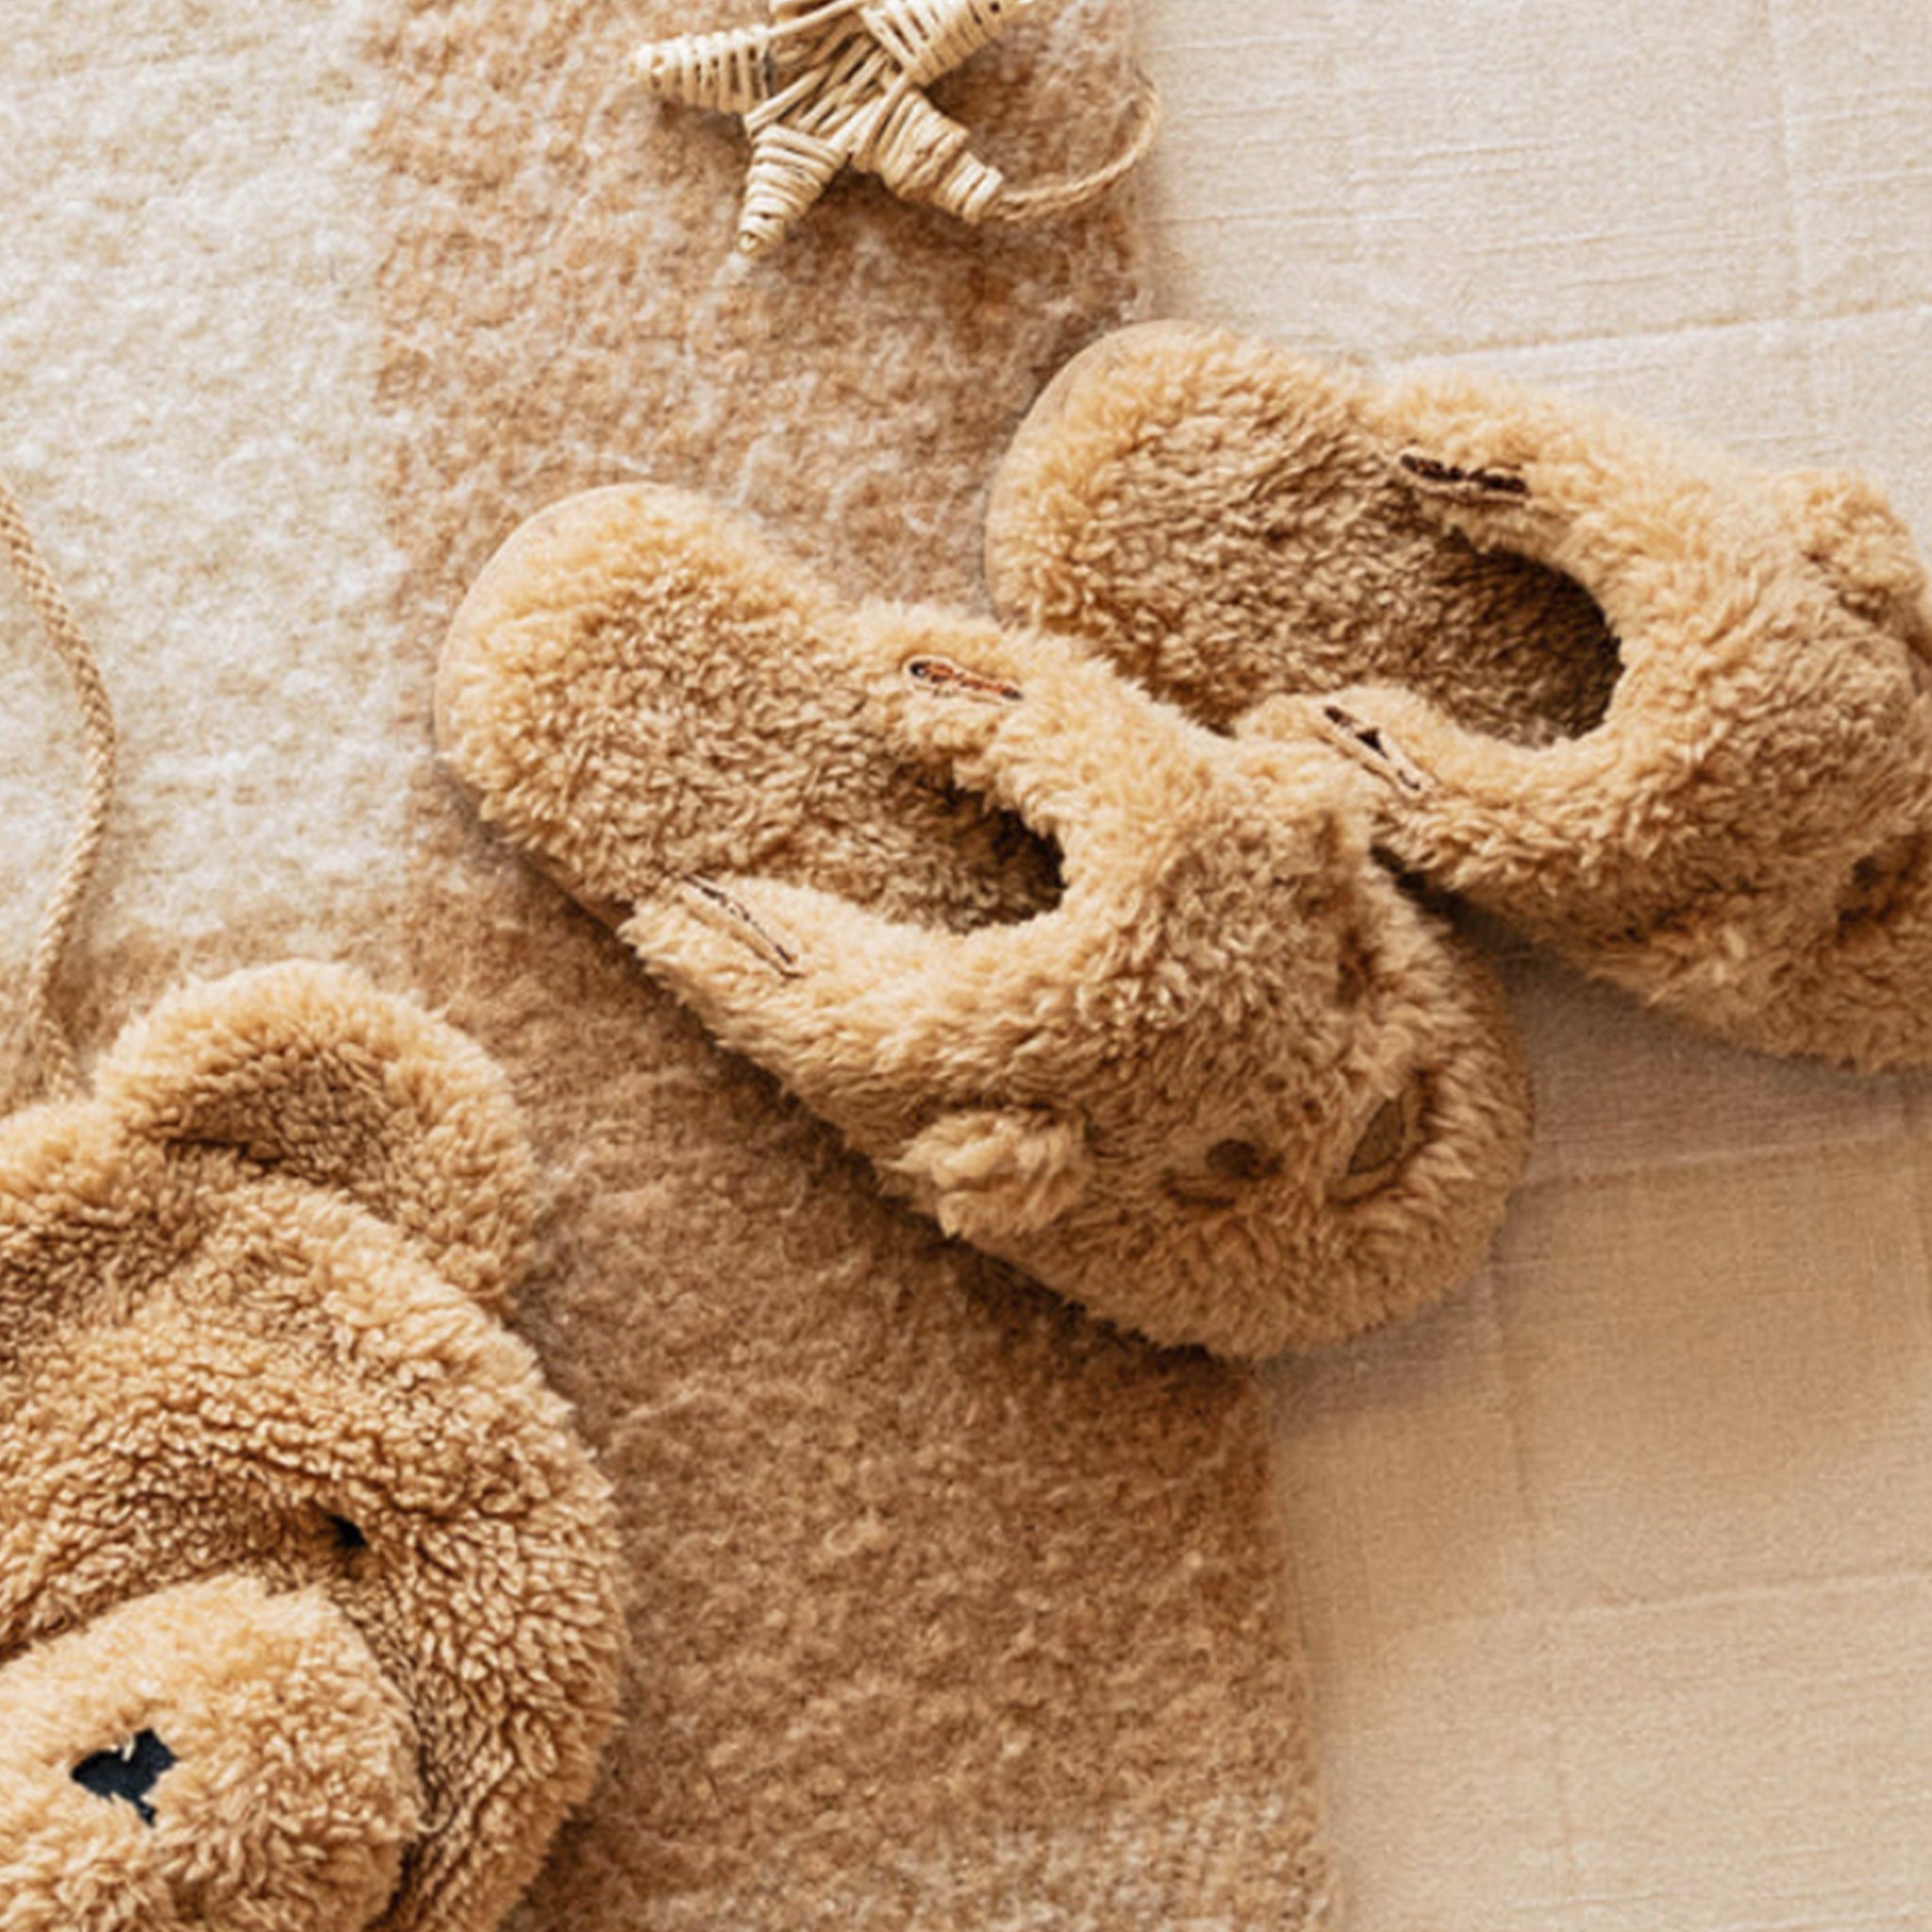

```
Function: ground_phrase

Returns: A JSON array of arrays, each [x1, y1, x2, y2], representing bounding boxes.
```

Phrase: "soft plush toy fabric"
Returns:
[[0, 961, 625, 1932], [986, 320, 1932, 1071], [435, 483, 1532, 1358]]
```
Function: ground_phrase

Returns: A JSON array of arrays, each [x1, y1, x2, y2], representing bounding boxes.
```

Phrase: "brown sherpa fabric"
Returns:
[[986, 319, 1932, 1070], [0, 961, 625, 1932], [436, 481, 1531, 1358]]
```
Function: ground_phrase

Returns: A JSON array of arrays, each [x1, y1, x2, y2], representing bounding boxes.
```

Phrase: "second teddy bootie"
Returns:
[[987, 321, 1932, 1071]]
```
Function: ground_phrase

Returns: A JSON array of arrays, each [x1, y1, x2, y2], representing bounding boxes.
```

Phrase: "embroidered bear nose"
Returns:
[[1167, 1139, 1285, 1208], [71, 1729, 176, 1826]]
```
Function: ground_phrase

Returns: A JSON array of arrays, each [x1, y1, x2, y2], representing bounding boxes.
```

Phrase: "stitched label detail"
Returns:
[[1397, 450, 1529, 500], [903, 656, 1024, 705], [1319, 702, 1429, 795], [682, 876, 805, 976]]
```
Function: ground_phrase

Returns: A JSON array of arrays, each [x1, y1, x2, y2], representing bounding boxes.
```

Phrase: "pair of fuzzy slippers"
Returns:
[[439, 322, 1932, 1362]]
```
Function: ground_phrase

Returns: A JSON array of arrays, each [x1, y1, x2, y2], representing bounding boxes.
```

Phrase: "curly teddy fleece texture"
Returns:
[[436, 482, 1532, 1357]]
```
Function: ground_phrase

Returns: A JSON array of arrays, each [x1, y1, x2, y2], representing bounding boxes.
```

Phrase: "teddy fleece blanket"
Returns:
[[1, 1, 1330, 1927]]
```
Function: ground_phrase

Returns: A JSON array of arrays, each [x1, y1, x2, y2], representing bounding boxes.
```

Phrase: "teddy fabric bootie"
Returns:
[[986, 320, 1932, 1071], [0, 962, 626, 1932], [436, 483, 1532, 1358]]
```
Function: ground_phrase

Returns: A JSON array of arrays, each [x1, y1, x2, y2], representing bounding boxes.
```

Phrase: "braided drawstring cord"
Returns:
[[3, 476, 118, 1099]]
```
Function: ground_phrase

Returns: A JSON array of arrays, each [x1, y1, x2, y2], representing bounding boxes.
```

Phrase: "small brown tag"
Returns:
[[1319, 702, 1430, 796], [1398, 450, 1529, 501], [903, 656, 1025, 706], [1333, 1073, 1426, 1203]]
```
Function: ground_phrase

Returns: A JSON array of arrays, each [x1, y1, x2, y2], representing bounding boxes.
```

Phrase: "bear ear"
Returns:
[[92, 962, 533, 1313], [1770, 467, 1931, 633], [887, 1107, 1092, 1245]]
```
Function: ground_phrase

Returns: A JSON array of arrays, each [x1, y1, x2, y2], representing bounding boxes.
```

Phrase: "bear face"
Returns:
[[437, 484, 1533, 1358], [619, 625, 1531, 1358], [0, 962, 625, 1932], [0, 1576, 420, 1932]]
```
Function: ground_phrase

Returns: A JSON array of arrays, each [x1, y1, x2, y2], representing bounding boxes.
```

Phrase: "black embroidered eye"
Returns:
[[325, 1513, 369, 1553], [73, 1730, 176, 1825]]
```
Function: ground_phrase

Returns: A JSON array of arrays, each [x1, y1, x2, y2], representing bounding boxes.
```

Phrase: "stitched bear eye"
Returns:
[[325, 1513, 369, 1554], [72, 1730, 176, 1826], [1837, 833, 1924, 934], [1333, 1074, 1426, 1203]]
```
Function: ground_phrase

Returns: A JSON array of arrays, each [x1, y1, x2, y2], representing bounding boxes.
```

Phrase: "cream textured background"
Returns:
[[1131, 2, 1932, 1926], [0, 1, 409, 970]]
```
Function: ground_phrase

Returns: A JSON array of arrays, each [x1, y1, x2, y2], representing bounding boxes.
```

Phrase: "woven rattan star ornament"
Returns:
[[632, 0, 1158, 258]]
